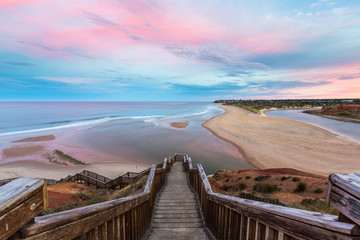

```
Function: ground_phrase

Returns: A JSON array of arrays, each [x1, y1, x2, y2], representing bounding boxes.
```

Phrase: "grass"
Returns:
[[291, 198, 338, 215], [115, 175, 148, 199], [54, 150, 85, 165], [294, 182, 307, 193], [253, 183, 280, 194]]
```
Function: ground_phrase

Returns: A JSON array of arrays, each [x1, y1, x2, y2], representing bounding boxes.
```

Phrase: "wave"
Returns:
[[0, 115, 164, 137], [0, 105, 223, 137]]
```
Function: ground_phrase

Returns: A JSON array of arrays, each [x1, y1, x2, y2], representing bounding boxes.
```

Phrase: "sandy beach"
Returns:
[[203, 105, 360, 176]]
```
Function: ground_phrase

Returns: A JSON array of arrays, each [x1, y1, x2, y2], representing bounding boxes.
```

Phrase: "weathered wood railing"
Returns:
[[0, 178, 47, 239], [0, 157, 173, 240], [181, 154, 360, 240]]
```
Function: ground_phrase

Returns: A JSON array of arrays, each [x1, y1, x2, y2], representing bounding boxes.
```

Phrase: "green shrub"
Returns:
[[75, 192, 93, 200], [253, 183, 280, 193], [238, 182, 246, 191], [54, 150, 85, 165], [294, 182, 307, 192], [292, 177, 301, 182], [222, 184, 229, 191], [298, 198, 338, 215], [245, 176, 251, 179], [314, 188, 324, 194], [281, 176, 290, 181], [225, 179, 229, 182], [254, 175, 270, 181]]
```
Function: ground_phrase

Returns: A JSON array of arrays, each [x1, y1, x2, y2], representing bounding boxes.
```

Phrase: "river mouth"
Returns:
[[266, 109, 360, 144]]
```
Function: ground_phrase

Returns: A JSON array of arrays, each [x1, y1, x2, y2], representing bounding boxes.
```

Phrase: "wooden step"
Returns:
[[152, 222, 203, 228], [153, 218, 201, 223]]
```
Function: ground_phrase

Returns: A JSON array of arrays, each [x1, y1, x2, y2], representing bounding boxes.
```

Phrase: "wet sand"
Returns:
[[203, 105, 360, 176], [12, 135, 55, 142], [170, 121, 189, 128], [0, 134, 151, 180], [0, 160, 150, 180]]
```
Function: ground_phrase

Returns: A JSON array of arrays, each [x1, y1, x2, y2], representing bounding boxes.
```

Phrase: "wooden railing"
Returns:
[[182, 155, 360, 240], [0, 178, 47, 239], [9, 157, 173, 240]]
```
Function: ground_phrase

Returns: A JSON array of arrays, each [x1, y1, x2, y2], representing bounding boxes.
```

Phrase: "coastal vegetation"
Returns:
[[209, 168, 337, 215], [45, 149, 85, 165], [304, 104, 360, 121], [214, 98, 360, 116]]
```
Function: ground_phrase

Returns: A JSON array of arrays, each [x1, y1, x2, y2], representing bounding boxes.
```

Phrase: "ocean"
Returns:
[[0, 102, 250, 174]]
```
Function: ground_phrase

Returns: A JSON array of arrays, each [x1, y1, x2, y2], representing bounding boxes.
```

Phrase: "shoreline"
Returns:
[[303, 111, 360, 124], [203, 105, 360, 176], [0, 160, 150, 180], [0, 132, 152, 180]]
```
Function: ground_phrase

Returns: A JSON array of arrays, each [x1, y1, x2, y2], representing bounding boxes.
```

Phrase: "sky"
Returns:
[[0, 0, 359, 101]]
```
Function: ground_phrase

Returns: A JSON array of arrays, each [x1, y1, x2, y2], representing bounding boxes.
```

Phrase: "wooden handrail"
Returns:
[[0, 178, 47, 239], [181, 155, 360, 240], [18, 157, 171, 239]]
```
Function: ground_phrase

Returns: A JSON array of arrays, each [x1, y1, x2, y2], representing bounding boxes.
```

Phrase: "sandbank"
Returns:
[[12, 135, 55, 142], [170, 121, 189, 128], [0, 160, 150, 180], [203, 105, 360, 176], [3, 145, 45, 158]]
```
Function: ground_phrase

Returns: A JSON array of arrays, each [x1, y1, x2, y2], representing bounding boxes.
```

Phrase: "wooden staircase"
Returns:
[[147, 162, 209, 239]]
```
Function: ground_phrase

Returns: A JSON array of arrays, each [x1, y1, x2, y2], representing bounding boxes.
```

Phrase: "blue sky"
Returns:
[[0, 0, 359, 101]]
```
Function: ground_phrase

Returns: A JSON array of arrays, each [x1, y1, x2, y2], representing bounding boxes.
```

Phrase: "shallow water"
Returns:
[[266, 109, 360, 143], [0, 102, 251, 174]]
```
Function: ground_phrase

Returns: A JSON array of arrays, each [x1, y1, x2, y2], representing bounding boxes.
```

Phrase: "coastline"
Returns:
[[203, 105, 360, 176]]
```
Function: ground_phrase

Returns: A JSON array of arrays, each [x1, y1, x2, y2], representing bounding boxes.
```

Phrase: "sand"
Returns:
[[203, 105, 360, 176], [3, 145, 45, 158], [170, 121, 189, 128], [12, 135, 55, 142], [0, 160, 150, 180]]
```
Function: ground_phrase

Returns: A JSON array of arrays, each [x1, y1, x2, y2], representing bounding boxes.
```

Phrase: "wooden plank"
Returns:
[[330, 185, 360, 226], [98, 223, 106, 240], [85, 229, 96, 240], [268, 227, 278, 240], [0, 190, 44, 240], [330, 174, 360, 196], [114, 216, 120, 240], [0, 178, 44, 216], [248, 218, 256, 240], [256, 222, 266, 240], [329, 174, 360, 226], [120, 214, 125, 240], [240, 215, 248, 240]]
